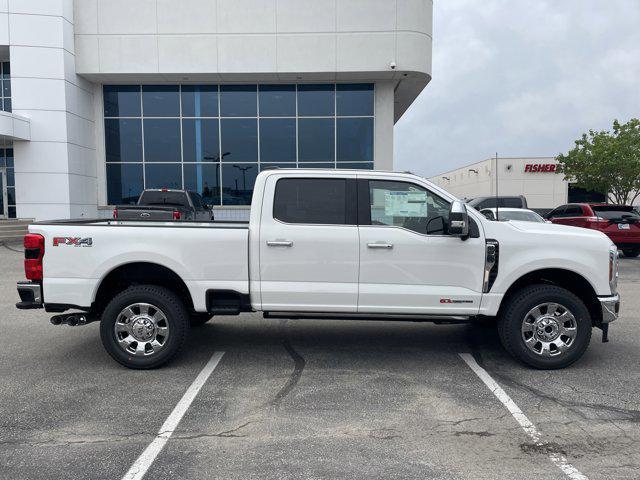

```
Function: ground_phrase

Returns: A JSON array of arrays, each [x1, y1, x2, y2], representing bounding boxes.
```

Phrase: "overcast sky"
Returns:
[[394, 0, 640, 178]]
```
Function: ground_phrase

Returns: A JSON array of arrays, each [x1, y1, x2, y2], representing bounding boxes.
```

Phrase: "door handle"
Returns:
[[267, 240, 293, 247], [367, 242, 393, 249]]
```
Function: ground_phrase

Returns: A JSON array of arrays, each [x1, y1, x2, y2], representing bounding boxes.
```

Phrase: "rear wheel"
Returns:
[[498, 285, 592, 369], [622, 248, 640, 258], [100, 285, 189, 369]]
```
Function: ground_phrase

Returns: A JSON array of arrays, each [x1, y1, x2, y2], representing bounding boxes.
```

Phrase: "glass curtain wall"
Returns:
[[1, 62, 10, 112], [104, 84, 374, 206], [0, 147, 15, 217]]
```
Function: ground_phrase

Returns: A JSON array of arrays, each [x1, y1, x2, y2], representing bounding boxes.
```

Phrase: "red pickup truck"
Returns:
[[546, 204, 640, 257]]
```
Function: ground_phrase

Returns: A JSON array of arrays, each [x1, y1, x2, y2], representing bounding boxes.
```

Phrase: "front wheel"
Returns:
[[498, 285, 592, 369], [100, 285, 189, 369], [622, 248, 640, 258]]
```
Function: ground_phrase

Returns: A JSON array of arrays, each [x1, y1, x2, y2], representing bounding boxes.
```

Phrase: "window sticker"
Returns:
[[384, 191, 427, 217]]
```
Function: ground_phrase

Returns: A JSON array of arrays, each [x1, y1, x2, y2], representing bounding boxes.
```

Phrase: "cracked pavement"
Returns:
[[0, 243, 639, 479]]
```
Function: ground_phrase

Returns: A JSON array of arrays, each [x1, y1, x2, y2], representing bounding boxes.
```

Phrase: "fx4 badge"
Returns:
[[52, 237, 93, 247], [440, 298, 473, 304]]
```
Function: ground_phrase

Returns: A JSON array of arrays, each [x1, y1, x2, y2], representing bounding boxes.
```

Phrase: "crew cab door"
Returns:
[[357, 177, 486, 315], [259, 174, 359, 312]]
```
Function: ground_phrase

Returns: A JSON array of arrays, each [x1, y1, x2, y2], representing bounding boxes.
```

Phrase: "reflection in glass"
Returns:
[[336, 83, 374, 116], [298, 118, 334, 162], [259, 85, 295, 116], [260, 163, 296, 171], [7, 186, 15, 205], [182, 119, 219, 162], [221, 119, 257, 162], [104, 85, 141, 117], [145, 163, 182, 190], [181, 85, 218, 117], [106, 163, 143, 204], [142, 85, 180, 117], [297, 84, 334, 116], [337, 162, 373, 170], [105, 119, 143, 162], [222, 164, 258, 205], [220, 85, 257, 117], [184, 163, 221, 205], [297, 163, 334, 169], [143, 119, 181, 162], [260, 119, 296, 162], [337, 118, 373, 161]]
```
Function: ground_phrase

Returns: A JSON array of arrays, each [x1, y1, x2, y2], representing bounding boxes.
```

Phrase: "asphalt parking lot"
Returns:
[[0, 243, 639, 480]]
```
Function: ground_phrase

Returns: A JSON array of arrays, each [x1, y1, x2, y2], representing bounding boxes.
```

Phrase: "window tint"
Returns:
[[260, 118, 296, 162], [106, 163, 143, 204], [181, 85, 218, 117], [591, 206, 640, 220], [297, 84, 334, 116], [547, 206, 566, 218], [220, 85, 257, 117], [476, 198, 497, 209], [337, 118, 373, 162], [500, 197, 523, 208], [368, 181, 451, 235], [184, 163, 221, 205], [221, 119, 258, 162], [336, 83, 374, 116], [274, 178, 347, 225], [298, 118, 334, 162], [142, 85, 180, 117], [182, 119, 219, 162], [259, 85, 295, 116], [104, 85, 141, 117], [105, 119, 143, 162], [143, 119, 181, 162], [564, 205, 582, 216], [140, 191, 189, 207]]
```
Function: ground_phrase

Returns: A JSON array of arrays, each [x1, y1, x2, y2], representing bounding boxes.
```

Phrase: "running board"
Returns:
[[263, 311, 472, 324]]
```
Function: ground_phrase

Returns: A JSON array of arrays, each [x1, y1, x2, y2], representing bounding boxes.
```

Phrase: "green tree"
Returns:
[[556, 118, 640, 205]]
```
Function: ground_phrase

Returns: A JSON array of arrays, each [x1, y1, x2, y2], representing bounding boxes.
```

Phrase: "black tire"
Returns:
[[100, 285, 189, 369], [622, 248, 640, 258], [498, 284, 592, 369], [190, 312, 213, 327]]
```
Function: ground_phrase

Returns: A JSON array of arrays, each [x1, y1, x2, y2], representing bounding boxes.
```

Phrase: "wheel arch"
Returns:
[[498, 268, 602, 325], [92, 262, 195, 315]]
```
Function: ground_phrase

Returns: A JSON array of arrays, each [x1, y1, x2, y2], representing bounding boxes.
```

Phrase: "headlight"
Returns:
[[609, 246, 619, 294]]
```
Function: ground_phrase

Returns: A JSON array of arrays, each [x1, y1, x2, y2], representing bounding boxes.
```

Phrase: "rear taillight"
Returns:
[[24, 234, 45, 281], [585, 216, 608, 228], [172, 210, 181, 220], [112, 208, 118, 219]]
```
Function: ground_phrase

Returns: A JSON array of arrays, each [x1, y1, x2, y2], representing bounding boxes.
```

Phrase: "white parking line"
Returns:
[[459, 353, 588, 480], [122, 351, 225, 480]]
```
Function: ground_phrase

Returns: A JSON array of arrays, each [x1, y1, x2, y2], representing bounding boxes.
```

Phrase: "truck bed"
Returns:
[[29, 218, 250, 311]]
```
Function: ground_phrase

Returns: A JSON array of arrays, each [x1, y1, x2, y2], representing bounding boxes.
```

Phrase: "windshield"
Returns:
[[139, 191, 189, 207], [592, 206, 640, 220]]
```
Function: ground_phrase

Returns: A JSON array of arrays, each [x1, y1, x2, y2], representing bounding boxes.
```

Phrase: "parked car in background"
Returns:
[[466, 195, 528, 210], [546, 204, 640, 257], [113, 189, 213, 221], [480, 208, 547, 223]]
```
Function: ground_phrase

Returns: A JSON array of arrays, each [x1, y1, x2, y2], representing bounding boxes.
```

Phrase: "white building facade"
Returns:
[[429, 157, 606, 211], [0, 0, 433, 221]]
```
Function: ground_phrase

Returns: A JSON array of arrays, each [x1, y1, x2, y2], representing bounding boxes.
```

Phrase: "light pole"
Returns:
[[233, 165, 253, 193]]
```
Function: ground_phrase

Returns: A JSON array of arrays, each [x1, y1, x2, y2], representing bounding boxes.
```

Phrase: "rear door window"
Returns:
[[564, 205, 583, 216], [274, 178, 351, 225]]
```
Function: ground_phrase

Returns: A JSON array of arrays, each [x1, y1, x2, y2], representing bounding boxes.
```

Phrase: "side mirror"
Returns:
[[449, 200, 469, 237]]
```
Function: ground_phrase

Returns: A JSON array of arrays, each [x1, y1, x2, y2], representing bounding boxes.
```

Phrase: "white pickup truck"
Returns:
[[16, 169, 620, 370]]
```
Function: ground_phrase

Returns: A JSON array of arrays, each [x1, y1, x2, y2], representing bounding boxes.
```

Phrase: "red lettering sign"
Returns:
[[525, 164, 557, 173]]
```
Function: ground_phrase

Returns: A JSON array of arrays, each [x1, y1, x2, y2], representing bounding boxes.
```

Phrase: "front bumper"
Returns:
[[16, 281, 43, 309], [599, 294, 620, 323]]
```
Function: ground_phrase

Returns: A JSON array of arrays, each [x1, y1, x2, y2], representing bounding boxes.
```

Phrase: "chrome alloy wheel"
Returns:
[[114, 303, 170, 356], [521, 302, 577, 357]]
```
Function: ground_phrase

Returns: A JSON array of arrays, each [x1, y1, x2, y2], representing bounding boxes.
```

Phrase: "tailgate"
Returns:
[[116, 206, 175, 220]]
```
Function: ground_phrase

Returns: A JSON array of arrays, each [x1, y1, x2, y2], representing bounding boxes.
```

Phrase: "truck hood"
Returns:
[[505, 220, 614, 245]]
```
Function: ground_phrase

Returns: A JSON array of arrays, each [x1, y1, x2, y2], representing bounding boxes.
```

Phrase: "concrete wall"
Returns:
[[3, 0, 97, 220], [73, 0, 432, 120], [429, 157, 568, 209]]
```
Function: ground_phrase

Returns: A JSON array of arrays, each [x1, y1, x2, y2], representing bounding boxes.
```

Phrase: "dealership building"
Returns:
[[428, 157, 606, 211], [0, 0, 432, 221]]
